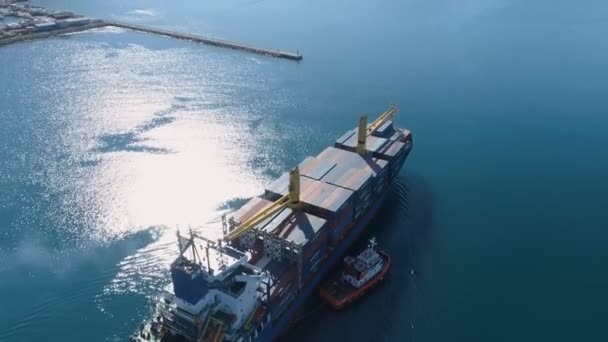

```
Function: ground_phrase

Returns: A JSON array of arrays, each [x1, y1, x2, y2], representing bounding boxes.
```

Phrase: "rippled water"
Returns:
[[0, 26, 314, 340], [2, 0, 608, 341]]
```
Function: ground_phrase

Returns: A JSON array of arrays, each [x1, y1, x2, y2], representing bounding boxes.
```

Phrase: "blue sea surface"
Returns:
[[1, 0, 607, 341], [1, 16, 22, 25]]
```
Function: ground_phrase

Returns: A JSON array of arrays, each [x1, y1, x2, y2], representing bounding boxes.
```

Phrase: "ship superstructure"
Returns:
[[342, 237, 385, 288], [134, 233, 271, 341], [132, 106, 413, 341]]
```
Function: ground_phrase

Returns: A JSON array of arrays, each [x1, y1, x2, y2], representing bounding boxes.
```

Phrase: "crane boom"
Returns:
[[225, 194, 289, 241], [366, 106, 397, 136], [356, 106, 398, 156], [225, 168, 300, 241]]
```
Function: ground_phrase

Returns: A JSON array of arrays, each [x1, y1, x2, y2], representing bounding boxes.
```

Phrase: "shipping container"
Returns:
[[327, 168, 365, 192], [264, 175, 354, 223], [231, 197, 276, 249], [322, 165, 372, 194], [372, 120, 395, 138], [231, 196, 274, 223], [299, 156, 337, 180], [256, 207, 296, 235], [335, 133, 389, 156], [315, 147, 388, 197], [374, 169, 389, 190], [249, 211, 329, 282], [311, 147, 389, 224], [329, 221, 355, 245], [261, 178, 355, 262], [268, 268, 297, 320], [401, 128, 413, 142], [376, 140, 406, 161], [337, 121, 398, 145], [302, 253, 328, 287], [273, 209, 328, 257], [390, 153, 406, 179], [329, 199, 355, 240], [302, 244, 326, 277], [316, 147, 388, 177], [335, 129, 356, 146], [249, 207, 328, 268], [264, 172, 305, 201], [382, 127, 412, 145], [354, 190, 372, 210]]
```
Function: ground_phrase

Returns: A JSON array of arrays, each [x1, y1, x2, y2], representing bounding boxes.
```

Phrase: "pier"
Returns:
[[105, 21, 302, 61], [0, 3, 302, 61]]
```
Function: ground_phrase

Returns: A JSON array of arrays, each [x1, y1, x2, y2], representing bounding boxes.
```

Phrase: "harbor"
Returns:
[[0, 1, 302, 60], [3, 0, 608, 341]]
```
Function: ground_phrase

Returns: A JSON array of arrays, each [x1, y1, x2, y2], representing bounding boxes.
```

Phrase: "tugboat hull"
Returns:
[[319, 251, 391, 310]]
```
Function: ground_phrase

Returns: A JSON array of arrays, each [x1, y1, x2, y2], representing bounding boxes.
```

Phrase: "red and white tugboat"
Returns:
[[319, 237, 391, 310]]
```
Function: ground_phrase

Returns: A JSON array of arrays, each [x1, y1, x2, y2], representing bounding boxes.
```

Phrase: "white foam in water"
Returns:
[[63, 26, 127, 37], [127, 9, 160, 17]]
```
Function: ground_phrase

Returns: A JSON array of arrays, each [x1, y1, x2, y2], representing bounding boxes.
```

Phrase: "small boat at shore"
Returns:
[[319, 237, 391, 310]]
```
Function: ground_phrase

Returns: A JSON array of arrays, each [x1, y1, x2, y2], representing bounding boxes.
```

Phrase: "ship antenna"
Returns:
[[189, 226, 203, 265], [189, 226, 196, 261], [218, 239, 226, 269], [221, 214, 227, 236], [205, 240, 211, 272], [369, 236, 377, 251], [177, 227, 184, 259]]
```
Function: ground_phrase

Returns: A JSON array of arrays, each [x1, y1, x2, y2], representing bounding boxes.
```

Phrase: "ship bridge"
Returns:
[[164, 232, 267, 340]]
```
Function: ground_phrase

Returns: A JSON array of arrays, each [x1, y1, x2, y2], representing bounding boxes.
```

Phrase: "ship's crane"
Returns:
[[367, 106, 397, 136], [357, 105, 398, 155], [224, 167, 300, 241]]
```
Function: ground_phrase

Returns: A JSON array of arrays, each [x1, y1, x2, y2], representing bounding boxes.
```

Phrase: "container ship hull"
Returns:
[[131, 108, 412, 342]]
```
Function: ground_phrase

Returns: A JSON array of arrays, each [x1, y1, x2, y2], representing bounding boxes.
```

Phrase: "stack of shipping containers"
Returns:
[[375, 140, 408, 180], [370, 120, 413, 180], [334, 129, 389, 155], [226, 118, 412, 323], [264, 174, 354, 268], [260, 257, 296, 320], [247, 172, 352, 318], [315, 147, 388, 223]]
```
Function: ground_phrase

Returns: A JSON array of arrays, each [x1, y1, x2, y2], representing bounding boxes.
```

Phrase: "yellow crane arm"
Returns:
[[225, 167, 301, 242], [366, 106, 397, 136], [356, 106, 398, 156], [225, 194, 289, 241]]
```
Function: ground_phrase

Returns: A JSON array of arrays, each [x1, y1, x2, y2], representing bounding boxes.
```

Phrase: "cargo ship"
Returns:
[[131, 106, 413, 342]]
